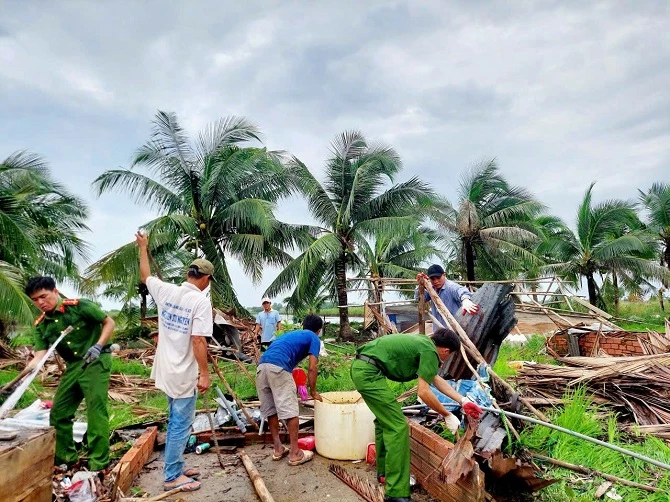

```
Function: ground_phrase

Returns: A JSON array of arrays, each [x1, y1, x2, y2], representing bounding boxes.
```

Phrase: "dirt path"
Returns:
[[132, 444, 436, 501]]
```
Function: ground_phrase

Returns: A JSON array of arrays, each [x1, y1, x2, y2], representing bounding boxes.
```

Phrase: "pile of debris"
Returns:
[[516, 353, 670, 435]]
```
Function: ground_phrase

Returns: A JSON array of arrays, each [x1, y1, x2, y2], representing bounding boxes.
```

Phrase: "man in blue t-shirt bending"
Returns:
[[256, 314, 324, 466]]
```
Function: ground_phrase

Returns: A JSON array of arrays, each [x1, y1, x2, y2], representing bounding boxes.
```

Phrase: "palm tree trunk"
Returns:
[[140, 290, 147, 319], [464, 240, 476, 281], [586, 273, 599, 306], [613, 274, 620, 316], [664, 240, 670, 273], [335, 254, 351, 340]]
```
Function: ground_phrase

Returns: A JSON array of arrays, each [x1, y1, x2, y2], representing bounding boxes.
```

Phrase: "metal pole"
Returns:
[[480, 406, 670, 473]]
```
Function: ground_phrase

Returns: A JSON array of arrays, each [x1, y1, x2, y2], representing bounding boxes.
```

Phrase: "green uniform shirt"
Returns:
[[33, 299, 108, 362], [357, 334, 440, 383]]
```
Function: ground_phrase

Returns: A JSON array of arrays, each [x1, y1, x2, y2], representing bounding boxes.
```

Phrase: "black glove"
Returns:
[[83, 344, 103, 364]]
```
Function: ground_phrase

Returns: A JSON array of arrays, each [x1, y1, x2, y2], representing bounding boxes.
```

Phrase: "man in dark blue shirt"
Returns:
[[256, 314, 324, 466], [414, 264, 479, 326]]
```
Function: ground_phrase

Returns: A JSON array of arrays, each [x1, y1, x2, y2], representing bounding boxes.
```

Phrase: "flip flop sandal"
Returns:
[[163, 477, 201, 492], [182, 468, 201, 479], [288, 449, 314, 466], [272, 446, 290, 461]]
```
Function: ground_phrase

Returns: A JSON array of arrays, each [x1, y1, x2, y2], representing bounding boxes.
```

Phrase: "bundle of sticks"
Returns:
[[516, 353, 670, 429]]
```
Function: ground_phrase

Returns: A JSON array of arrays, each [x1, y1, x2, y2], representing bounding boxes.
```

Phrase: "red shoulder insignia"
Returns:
[[57, 298, 80, 313], [34, 312, 46, 326]]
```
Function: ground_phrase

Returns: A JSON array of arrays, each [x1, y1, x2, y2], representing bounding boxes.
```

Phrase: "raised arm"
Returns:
[[135, 231, 151, 284]]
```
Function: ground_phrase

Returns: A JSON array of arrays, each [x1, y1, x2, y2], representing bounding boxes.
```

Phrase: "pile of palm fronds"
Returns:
[[41, 373, 157, 404], [516, 354, 670, 432]]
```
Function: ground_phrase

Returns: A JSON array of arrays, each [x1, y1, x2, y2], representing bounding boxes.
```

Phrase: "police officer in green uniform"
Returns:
[[25, 276, 115, 472], [351, 329, 483, 502]]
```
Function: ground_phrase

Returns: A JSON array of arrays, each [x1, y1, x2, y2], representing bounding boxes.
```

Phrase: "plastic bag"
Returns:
[[65, 472, 98, 502]]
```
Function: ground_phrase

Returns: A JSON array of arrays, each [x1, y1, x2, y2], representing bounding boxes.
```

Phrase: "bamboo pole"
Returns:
[[232, 351, 257, 386], [419, 278, 550, 423], [208, 353, 259, 430], [532, 454, 659, 494], [352, 277, 556, 284], [418, 283, 426, 334], [239, 449, 276, 502]]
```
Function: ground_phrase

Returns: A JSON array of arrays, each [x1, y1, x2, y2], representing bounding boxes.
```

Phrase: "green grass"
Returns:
[[315, 306, 365, 317], [108, 391, 167, 429], [518, 388, 670, 501], [614, 301, 667, 331], [492, 334, 556, 379], [110, 358, 152, 377]]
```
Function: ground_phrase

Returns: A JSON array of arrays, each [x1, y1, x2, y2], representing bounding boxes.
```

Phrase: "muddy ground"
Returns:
[[132, 444, 437, 501]]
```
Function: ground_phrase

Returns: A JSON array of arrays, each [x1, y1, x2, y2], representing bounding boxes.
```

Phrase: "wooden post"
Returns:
[[232, 351, 257, 386], [418, 283, 426, 335], [239, 449, 276, 502]]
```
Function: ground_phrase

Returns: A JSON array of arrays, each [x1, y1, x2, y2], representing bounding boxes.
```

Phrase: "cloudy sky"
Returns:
[[1, 1, 668, 309]]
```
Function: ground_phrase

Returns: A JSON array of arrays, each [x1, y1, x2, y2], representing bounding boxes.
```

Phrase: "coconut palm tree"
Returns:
[[0, 151, 89, 333], [90, 111, 309, 315], [515, 215, 573, 301], [543, 183, 669, 308], [639, 182, 670, 273], [357, 226, 444, 303], [429, 160, 544, 281], [265, 131, 433, 339]]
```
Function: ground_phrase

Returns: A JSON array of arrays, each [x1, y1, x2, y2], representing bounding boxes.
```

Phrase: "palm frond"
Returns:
[[0, 261, 34, 323], [92, 170, 183, 213]]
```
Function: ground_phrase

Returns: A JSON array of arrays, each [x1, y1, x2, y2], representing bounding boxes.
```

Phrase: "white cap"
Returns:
[[261, 296, 271, 304]]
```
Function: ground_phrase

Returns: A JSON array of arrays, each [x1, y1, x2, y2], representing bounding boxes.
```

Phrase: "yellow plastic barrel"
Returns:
[[314, 391, 375, 460]]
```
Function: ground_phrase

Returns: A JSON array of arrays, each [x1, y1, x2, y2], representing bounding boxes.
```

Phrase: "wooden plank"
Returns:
[[112, 426, 157, 494], [10, 473, 52, 502], [408, 421, 485, 502], [0, 428, 55, 502], [571, 295, 613, 319], [418, 283, 426, 335], [567, 333, 581, 356]]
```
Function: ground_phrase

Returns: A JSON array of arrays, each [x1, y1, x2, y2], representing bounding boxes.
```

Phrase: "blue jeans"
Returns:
[[164, 392, 197, 482]]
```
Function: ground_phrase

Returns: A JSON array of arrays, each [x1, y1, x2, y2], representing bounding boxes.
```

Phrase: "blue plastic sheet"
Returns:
[[429, 363, 494, 413]]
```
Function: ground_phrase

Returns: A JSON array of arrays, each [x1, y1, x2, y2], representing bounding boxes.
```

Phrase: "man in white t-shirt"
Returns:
[[136, 232, 213, 493]]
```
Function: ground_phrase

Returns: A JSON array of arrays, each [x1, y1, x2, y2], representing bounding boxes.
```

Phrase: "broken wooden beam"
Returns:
[[239, 449, 275, 502]]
